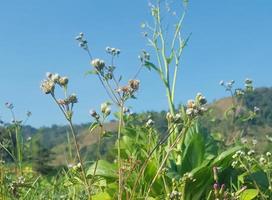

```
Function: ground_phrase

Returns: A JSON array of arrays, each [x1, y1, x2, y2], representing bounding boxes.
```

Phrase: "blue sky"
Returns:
[[0, 0, 271, 127]]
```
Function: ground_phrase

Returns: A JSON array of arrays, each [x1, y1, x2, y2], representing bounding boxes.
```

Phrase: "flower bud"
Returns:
[[68, 94, 78, 104], [91, 58, 105, 71], [59, 76, 69, 87]]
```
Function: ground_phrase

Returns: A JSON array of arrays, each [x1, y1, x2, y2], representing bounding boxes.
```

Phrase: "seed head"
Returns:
[[41, 80, 55, 94], [68, 94, 78, 104], [5, 102, 14, 110], [128, 79, 140, 91], [58, 76, 69, 87], [91, 58, 105, 71]]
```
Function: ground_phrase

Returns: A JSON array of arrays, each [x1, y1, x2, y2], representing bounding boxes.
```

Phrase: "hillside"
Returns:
[[15, 87, 272, 169]]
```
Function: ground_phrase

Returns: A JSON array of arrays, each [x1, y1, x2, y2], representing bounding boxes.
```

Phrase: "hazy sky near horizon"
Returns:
[[0, 0, 272, 127]]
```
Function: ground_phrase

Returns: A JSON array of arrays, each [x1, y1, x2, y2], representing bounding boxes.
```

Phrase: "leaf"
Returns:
[[240, 189, 258, 200], [91, 192, 112, 200], [85, 70, 98, 76], [144, 61, 160, 72], [89, 122, 99, 133], [212, 145, 242, 167], [86, 160, 117, 179], [179, 132, 205, 174]]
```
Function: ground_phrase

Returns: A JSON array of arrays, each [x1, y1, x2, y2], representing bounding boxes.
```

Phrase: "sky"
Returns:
[[0, 0, 272, 127]]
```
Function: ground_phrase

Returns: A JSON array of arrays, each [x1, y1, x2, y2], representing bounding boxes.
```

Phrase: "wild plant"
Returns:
[[40, 73, 91, 197]]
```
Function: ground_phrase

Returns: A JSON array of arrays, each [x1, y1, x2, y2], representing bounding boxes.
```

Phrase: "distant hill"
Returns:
[[18, 87, 272, 169]]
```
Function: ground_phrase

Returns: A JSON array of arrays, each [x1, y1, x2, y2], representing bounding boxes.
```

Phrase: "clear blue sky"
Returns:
[[0, 0, 271, 127]]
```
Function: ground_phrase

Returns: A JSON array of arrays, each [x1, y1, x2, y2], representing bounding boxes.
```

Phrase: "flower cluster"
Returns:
[[138, 50, 150, 63], [244, 78, 253, 92], [220, 80, 235, 91], [41, 73, 77, 120], [90, 58, 117, 81], [185, 93, 207, 117], [117, 79, 140, 100], [75, 32, 88, 50], [106, 46, 121, 56], [5, 102, 14, 110], [220, 78, 254, 97], [41, 73, 69, 95]]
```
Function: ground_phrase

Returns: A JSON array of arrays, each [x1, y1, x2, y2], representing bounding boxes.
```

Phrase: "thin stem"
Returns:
[[144, 122, 191, 199], [129, 123, 177, 200], [90, 124, 102, 185], [118, 103, 124, 200], [67, 120, 91, 196], [51, 94, 91, 197]]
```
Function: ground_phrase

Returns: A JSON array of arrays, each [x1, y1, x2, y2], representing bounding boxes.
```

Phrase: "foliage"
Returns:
[[1, 1, 272, 200]]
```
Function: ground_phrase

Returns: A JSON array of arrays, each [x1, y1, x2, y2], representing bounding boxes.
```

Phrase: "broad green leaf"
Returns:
[[179, 132, 205, 174], [86, 160, 117, 179], [212, 145, 242, 167], [91, 192, 111, 200], [240, 189, 258, 200]]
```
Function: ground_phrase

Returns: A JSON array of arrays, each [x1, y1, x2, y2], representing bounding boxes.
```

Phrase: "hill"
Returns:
[[9, 87, 272, 170]]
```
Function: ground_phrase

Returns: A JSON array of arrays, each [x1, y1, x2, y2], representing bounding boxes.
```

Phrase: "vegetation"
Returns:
[[1, 1, 272, 199]]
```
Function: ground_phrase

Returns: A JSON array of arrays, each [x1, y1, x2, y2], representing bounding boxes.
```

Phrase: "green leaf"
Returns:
[[144, 61, 160, 72], [89, 121, 99, 133], [180, 132, 205, 174], [212, 145, 242, 167], [91, 192, 112, 200], [240, 189, 258, 200], [85, 70, 98, 76], [86, 160, 117, 179]]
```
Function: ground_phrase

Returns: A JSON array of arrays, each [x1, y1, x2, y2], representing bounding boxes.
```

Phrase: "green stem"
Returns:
[[51, 94, 91, 197], [144, 122, 191, 199], [118, 103, 124, 200], [15, 125, 22, 175]]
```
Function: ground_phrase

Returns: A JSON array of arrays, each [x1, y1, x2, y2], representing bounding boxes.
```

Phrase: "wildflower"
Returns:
[[41, 79, 55, 94], [254, 106, 260, 113], [101, 102, 111, 117], [75, 32, 88, 50], [252, 139, 258, 145], [245, 78, 253, 85], [259, 156, 267, 165], [5, 102, 14, 109], [146, 119, 154, 127], [235, 89, 245, 97], [187, 100, 196, 109], [26, 111, 32, 117], [106, 46, 121, 56], [90, 110, 99, 120], [241, 137, 248, 144], [196, 93, 207, 105], [68, 94, 78, 104], [58, 76, 69, 87], [91, 58, 105, 71], [46, 72, 53, 79], [18, 176, 25, 184], [128, 79, 140, 91], [219, 80, 224, 86], [139, 50, 150, 63], [51, 73, 60, 83], [166, 112, 174, 122], [231, 161, 238, 168], [266, 152, 271, 157], [247, 150, 255, 156], [104, 107, 111, 116], [186, 108, 194, 116]]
